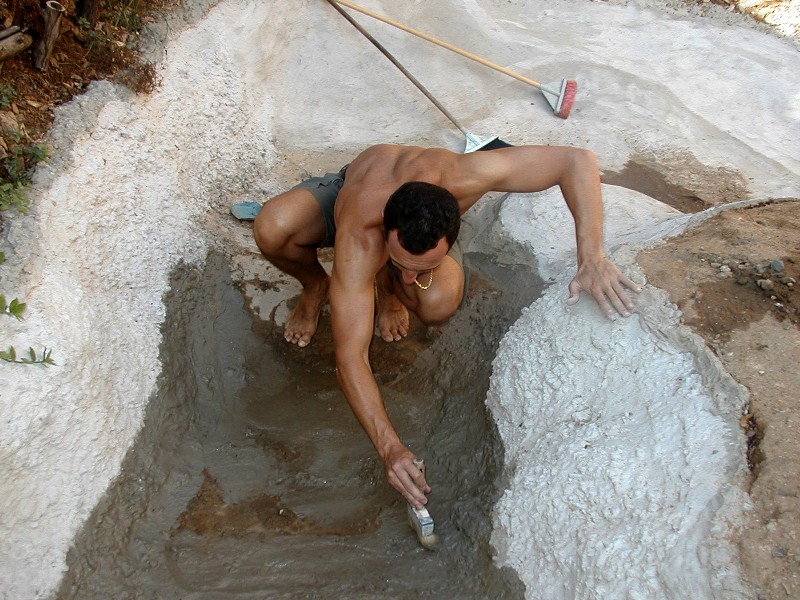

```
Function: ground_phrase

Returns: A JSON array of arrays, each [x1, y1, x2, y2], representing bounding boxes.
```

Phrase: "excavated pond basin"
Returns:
[[56, 248, 539, 599]]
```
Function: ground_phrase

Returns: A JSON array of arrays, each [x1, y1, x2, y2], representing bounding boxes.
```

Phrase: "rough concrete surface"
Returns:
[[0, 0, 798, 598]]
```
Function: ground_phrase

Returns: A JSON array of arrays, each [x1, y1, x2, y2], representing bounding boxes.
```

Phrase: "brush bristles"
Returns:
[[556, 80, 577, 119], [418, 533, 440, 550]]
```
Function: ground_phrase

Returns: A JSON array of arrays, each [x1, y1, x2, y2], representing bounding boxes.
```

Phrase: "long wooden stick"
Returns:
[[0, 32, 32, 62], [34, 1, 66, 71], [331, 0, 544, 89]]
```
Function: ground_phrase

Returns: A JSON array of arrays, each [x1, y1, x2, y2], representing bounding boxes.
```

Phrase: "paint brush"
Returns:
[[408, 459, 440, 549]]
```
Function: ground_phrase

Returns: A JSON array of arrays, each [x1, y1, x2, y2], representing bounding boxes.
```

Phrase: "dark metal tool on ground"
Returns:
[[326, 0, 510, 152], [330, 0, 577, 119]]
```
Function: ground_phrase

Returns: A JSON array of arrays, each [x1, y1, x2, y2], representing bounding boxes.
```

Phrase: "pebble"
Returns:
[[781, 277, 796, 285], [719, 265, 731, 273], [772, 547, 788, 558], [770, 260, 784, 273], [757, 279, 774, 290]]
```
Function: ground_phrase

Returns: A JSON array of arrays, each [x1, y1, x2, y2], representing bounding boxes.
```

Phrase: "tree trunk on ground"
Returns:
[[77, 0, 100, 26]]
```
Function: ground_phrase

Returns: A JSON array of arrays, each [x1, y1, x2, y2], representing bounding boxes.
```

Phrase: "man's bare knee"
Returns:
[[253, 203, 290, 258], [414, 283, 463, 326], [254, 190, 326, 259]]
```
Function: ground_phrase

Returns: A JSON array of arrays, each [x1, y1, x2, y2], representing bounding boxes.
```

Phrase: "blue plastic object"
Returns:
[[230, 201, 261, 221]]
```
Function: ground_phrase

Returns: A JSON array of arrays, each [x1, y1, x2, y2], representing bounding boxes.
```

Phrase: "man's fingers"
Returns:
[[387, 458, 430, 509], [612, 280, 636, 312], [621, 273, 644, 294], [566, 279, 582, 305]]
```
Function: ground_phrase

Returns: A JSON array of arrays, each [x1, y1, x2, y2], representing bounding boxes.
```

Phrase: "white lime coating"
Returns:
[[487, 257, 750, 598], [0, 0, 797, 598]]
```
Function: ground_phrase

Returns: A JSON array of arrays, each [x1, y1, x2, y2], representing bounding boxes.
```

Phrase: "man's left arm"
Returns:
[[555, 149, 642, 319], [460, 146, 642, 318]]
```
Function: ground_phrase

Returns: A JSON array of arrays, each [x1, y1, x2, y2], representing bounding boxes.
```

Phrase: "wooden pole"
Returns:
[[0, 31, 32, 62], [34, 0, 66, 71]]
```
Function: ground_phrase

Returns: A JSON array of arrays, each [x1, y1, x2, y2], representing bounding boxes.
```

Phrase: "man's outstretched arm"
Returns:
[[460, 145, 642, 317], [329, 234, 431, 508]]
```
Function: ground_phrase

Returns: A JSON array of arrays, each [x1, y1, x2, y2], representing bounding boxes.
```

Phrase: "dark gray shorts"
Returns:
[[291, 165, 348, 248]]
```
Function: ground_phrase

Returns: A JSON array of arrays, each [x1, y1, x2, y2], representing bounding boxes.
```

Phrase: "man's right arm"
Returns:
[[329, 232, 430, 508]]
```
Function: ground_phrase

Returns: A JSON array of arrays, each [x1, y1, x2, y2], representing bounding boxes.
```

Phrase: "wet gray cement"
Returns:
[[55, 245, 540, 599], [47, 165, 711, 599]]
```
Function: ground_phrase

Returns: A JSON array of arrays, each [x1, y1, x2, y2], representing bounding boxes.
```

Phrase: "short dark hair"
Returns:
[[383, 182, 460, 254]]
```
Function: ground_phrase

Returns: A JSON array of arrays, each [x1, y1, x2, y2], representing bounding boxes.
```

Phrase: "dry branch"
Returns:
[[0, 31, 32, 62], [34, 1, 66, 71]]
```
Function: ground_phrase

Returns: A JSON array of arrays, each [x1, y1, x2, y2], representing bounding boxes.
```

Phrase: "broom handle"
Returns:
[[331, 0, 543, 89], [325, 0, 468, 134]]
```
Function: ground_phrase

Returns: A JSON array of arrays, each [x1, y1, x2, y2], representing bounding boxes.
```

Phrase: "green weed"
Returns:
[[0, 85, 16, 110], [0, 345, 56, 365]]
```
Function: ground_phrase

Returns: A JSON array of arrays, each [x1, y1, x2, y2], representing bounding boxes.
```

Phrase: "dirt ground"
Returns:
[[1, 0, 798, 597], [637, 201, 800, 600]]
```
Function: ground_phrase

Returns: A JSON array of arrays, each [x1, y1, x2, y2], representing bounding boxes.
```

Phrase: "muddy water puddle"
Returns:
[[58, 251, 532, 599], [602, 155, 749, 212]]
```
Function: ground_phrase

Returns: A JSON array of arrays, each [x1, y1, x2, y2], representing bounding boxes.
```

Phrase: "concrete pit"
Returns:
[[55, 236, 540, 598], [3, 0, 795, 596]]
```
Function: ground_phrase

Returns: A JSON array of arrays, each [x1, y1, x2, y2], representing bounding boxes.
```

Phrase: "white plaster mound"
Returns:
[[488, 187, 750, 598], [499, 185, 686, 283], [0, 0, 798, 598], [488, 274, 750, 598]]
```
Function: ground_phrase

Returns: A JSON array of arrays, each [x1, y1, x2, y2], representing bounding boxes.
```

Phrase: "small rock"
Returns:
[[755, 264, 766, 274], [719, 265, 731, 273], [757, 279, 774, 290], [781, 277, 796, 285], [771, 547, 788, 558], [711, 262, 722, 268], [770, 260, 784, 273]]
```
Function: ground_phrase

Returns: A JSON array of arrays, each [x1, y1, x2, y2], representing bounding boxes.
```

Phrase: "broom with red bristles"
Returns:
[[330, 0, 578, 119]]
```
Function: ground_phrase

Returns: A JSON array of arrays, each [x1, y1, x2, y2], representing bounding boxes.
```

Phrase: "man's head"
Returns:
[[383, 181, 460, 254]]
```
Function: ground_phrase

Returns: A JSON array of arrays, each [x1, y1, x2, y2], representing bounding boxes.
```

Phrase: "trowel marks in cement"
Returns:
[[57, 252, 528, 598], [487, 272, 750, 598]]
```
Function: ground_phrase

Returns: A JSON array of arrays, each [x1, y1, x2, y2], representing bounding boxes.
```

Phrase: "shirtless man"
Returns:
[[253, 144, 641, 509]]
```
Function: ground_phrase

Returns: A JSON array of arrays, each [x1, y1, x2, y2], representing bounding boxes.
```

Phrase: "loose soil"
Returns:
[[3, 0, 799, 597]]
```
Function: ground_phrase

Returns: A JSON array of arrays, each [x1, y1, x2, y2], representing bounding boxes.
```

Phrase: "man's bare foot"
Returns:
[[284, 278, 329, 347], [376, 277, 409, 342]]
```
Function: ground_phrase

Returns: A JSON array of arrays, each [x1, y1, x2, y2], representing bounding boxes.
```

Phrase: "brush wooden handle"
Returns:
[[331, 0, 543, 89]]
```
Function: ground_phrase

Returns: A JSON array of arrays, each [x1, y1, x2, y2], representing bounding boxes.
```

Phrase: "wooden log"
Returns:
[[34, 1, 66, 71], [0, 26, 22, 42], [0, 31, 32, 62]]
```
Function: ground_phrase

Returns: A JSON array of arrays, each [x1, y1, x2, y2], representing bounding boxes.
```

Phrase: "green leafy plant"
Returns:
[[113, 0, 144, 31], [1, 294, 26, 319], [0, 181, 29, 213], [1, 283, 56, 367], [77, 16, 112, 58], [0, 85, 16, 110], [0, 345, 55, 365], [0, 130, 49, 215]]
